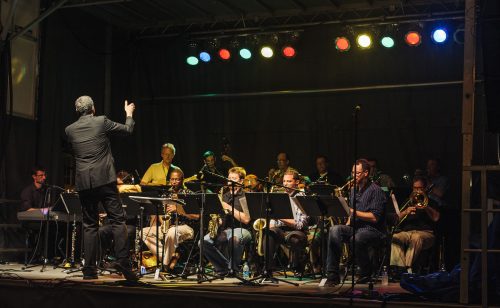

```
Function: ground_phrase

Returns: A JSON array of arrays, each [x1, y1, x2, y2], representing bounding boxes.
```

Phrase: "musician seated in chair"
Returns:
[[201, 167, 251, 277], [325, 159, 386, 286], [140, 143, 180, 186], [264, 170, 309, 275], [390, 176, 440, 276], [142, 169, 197, 270]]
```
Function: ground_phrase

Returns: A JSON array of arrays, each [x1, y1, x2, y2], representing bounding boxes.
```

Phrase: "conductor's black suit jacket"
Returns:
[[65, 114, 135, 192]]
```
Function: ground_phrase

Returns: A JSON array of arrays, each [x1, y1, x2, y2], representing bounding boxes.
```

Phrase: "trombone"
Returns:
[[394, 190, 429, 229]]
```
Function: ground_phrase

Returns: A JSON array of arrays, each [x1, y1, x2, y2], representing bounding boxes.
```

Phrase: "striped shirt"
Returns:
[[349, 182, 386, 234]]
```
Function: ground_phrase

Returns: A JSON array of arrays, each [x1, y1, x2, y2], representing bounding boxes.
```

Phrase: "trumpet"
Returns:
[[253, 218, 266, 256]]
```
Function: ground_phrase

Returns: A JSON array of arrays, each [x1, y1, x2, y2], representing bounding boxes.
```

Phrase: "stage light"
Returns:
[[453, 28, 464, 44], [239, 48, 252, 60], [431, 28, 447, 43], [282, 45, 296, 58], [199, 51, 211, 62], [380, 36, 395, 48], [356, 34, 372, 49], [218, 48, 231, 60], [405, 31, 422, 46], [335, 37, 350, 52], [260, 46, 274, 58], [186, 56, 199, 66]]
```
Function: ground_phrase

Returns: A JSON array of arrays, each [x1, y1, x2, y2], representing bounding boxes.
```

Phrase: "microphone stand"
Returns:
[[203, 170, 255, 285], [345, 105, 360, 302], [248, 177, 299, 286]]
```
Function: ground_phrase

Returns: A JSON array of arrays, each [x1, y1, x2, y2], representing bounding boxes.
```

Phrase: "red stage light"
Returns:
[[335, 37, 350, 52], [405, 31, 422, 46], [282, 46, 296, 58], [218, 48, 231, 60]]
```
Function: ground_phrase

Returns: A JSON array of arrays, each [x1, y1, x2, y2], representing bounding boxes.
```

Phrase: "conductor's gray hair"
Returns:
[[75, 96, 94, 115]]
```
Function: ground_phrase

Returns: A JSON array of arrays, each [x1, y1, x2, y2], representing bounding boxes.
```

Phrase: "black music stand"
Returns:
[[55, 192, 82, 272], [245, 192, 298, 286], [309, 183, 336, 196], [177, 193, 223, 283], [296, 195, 349, 278], [128, 195, 167, 280], [120, 191, 157, 271]]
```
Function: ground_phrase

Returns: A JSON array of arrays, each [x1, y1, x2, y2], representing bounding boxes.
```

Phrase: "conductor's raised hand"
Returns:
[[124, 100, 136, 117]]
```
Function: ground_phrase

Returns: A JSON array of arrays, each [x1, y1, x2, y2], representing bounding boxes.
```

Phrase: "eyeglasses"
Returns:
[[35, 173, 46, 177]]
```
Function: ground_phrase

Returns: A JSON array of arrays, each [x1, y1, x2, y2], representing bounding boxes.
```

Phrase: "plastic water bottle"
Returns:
[[242, 262, 250, 279], [381, 265, 389, 286]]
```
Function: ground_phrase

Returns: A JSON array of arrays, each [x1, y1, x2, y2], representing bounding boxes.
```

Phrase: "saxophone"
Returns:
[[208, 214, 221, 239], [161, 211, 172, 234]]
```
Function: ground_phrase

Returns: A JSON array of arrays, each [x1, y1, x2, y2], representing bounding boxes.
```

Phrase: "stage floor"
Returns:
[[0, 263, 491, 308]]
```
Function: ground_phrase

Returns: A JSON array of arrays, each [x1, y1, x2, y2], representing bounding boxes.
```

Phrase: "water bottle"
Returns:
[[381, 265, 389, 286], [242, 262, 250, 279]]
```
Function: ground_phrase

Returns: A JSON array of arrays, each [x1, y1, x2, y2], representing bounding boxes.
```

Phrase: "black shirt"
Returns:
[[399, 199, 439, 232], [19, 184, 47, 212], [222, 189, 249, 228]]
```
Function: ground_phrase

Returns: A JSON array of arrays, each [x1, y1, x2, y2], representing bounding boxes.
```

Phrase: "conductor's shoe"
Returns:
[[82, 266, 98, 280], [83, 273, 98, 280], [113, 262, 138, 282]]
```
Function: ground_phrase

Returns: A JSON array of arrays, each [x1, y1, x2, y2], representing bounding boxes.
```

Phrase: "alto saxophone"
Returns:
[[208, 214, 221, 239], [161, 211, 172, 234]]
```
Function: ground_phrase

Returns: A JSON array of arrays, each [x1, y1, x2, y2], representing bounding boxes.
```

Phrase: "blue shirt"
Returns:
[[349, 182, 386, 234]]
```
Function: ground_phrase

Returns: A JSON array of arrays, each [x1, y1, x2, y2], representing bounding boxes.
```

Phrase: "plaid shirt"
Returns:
[[271, 191, 309, 231]]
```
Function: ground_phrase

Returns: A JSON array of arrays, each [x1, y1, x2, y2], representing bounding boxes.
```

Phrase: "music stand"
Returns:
[[296, 195, 349, 277], [309, 183, 336, 196], [245, 192, 298, 286], [177, 193, 224, 283], [129, 195, 167, 280], [55, 193, 82, 271], [120, 191, 157, 271]]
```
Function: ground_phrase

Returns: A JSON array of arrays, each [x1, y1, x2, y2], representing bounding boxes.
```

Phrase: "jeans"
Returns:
[[326, 224, 384, 277], [79, 183, 129, 274], [201, 227, 251, 273]]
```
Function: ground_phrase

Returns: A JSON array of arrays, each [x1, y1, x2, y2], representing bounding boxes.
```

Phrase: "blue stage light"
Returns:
[[199, 51, 211, 62], [431, 28, 447, 43]]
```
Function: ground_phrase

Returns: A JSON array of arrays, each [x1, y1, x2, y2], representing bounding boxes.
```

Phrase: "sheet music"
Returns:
[[338, 197, 350, 214], [238, 196, 250, 218], [391, 193, 401, 215]]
